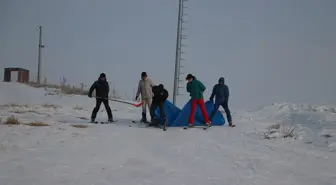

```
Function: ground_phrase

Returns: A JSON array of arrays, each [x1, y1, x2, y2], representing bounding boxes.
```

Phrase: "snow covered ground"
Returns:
[[0, 82, 335, 185]]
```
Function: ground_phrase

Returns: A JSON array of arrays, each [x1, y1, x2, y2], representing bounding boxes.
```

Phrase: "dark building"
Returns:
[[3, 68, 30, 83]]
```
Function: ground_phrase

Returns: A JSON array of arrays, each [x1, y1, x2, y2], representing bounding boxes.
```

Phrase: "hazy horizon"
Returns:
[[1, 0, 336, 110]]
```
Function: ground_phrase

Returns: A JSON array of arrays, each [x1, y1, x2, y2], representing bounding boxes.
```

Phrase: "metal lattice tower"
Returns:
[[173, 0, 188, 105]]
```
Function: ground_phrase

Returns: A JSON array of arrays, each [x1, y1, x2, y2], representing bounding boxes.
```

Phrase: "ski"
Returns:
[[128, 123, 151, 128], [183, 126, 208, 130], [147, 123, 166, 131], [152, 125, 167, 131], [130, 120, 166, 131], [88, 120, 96, 124], [129, 120, 148, 128], [90, 120, 118, 124], [101, 120, 118, 124], [183, 125, 210, 130], [148, 118, 167, 131], [131, 120, 149, 123]]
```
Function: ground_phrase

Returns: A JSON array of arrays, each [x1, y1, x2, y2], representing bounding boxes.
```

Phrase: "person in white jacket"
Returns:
[[135, 72, 154, 123]]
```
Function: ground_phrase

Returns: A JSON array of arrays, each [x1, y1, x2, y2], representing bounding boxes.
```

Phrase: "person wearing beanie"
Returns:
[[209, 77, 234, 127], [88, 73, 114, 123], [135, 72, 154, 123], [185, 73, 211, 127]]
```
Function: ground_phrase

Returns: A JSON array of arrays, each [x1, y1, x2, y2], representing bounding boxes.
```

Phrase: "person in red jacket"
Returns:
[[186, 74, 211, 127]]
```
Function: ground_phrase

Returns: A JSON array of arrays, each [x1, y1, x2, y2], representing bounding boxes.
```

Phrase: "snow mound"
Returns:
[[261, 102, 336, 114], [0, 82, 47, 105], [242, 102, 336, 151]]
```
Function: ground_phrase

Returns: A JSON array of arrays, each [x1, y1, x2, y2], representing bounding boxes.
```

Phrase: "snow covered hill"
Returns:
[[0, 82, 335, 185]]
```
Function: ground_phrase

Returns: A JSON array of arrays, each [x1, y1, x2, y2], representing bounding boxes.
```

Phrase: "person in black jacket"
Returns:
[[149, 84, 169, 129], [209, 77, 234, 127], [88, 73, 113, 123]]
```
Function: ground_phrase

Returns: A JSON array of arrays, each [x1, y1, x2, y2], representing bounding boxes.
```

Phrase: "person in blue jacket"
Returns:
[[209, 77, 234, 127]]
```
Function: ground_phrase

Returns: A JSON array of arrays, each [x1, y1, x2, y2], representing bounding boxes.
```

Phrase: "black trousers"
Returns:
[[91, 98, 113, 120], [150, 101, 166, 120], [209, 100, 232, 122]]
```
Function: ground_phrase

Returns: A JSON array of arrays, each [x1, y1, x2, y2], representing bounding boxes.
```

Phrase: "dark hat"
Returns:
[[141, 72, 147, 77], [158, 84, 164, 89], [219, 77, 224, 83], [100, 73, 106, 78], [185, 73, 193, 80]]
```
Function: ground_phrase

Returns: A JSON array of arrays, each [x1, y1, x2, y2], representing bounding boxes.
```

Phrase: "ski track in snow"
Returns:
[[0, 82, 335, 185]]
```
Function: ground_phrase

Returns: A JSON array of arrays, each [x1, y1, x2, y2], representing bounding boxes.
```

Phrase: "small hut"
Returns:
[[3, 68, 30, 83]]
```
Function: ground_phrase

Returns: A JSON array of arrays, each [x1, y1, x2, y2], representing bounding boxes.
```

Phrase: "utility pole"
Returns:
[[37, 26, 44, 84], [173, 0, 188, 105]]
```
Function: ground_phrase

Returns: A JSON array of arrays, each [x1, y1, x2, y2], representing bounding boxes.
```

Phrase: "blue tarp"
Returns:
[[153, 100, 225, 127], [202, 101, 225, 126], [154, 100, 181, 126], [170, 100, 225, 127]]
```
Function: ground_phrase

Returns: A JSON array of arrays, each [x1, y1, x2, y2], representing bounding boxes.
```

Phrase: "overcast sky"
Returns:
[[1, 0, 336, 110]]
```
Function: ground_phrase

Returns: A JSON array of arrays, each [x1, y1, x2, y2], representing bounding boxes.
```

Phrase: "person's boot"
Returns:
[[147, 117, 155, 127], [141, 112, 149, 123], [149, 117, 158, 126], [205, 121, 212, 127], [140, 112, 145, 122], [90, 118, 96, 123], [162, 118, 167, 131], [229, 121, 235, 127], [108, 118, 114, 123]]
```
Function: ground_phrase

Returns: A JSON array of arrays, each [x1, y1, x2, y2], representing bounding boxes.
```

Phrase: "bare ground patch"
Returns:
[[3, 115, 20, 125], [41, 104, 62, 109], [71, 124, 88, 128], [263, 122, 298, 140], [25, 121, 50, 127]]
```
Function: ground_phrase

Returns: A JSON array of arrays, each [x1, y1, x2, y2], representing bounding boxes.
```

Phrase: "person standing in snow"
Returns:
[[88, 73, 114, 123], [135, 72, 154, 123], [209, 77, 234, 127], [149, 84, 169, 130], [185, 74, 211, 127]]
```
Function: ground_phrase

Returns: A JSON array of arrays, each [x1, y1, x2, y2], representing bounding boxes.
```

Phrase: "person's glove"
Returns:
[[209, 98, 213, 102], [135, 96, 138, 101], [88, 94, 92, 98]]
